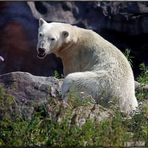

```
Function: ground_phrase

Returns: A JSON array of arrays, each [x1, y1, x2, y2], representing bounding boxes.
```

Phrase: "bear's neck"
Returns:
[[59, 45, 98, 76]]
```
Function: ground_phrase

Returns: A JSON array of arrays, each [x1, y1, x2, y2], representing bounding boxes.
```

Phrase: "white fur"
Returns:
[[37, 18, 138, 115]]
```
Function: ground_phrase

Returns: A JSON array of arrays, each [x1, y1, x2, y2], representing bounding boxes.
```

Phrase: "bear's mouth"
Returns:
[[37, 48, 46, 59], [37, 52, 46, 58]]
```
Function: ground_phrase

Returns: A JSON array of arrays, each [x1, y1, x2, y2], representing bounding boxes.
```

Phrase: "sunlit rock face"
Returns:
[[0, 1, 148, 77]]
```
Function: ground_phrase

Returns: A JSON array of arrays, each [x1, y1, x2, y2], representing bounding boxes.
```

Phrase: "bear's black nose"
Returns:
[[38, 48, 45, 54]]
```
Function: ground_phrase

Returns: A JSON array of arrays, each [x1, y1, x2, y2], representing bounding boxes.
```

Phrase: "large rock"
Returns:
[[0, 71, 62, 103], [0, 71, 62, 119], [0, 72, 112, 124]]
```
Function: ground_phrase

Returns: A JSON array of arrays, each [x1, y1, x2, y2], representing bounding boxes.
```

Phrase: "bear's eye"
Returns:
[[39, 33, 43, 37], [50, 38, 55, 41]]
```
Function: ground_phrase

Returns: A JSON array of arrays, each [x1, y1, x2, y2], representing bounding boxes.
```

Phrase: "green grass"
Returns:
[[0, 103, 147, 147], [0, 86, 148, 147]]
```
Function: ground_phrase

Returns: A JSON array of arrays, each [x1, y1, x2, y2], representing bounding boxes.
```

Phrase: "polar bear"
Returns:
[[37, 18, 138, 115]]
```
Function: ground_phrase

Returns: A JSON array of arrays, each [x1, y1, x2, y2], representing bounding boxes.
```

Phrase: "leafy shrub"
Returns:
[[136, 63, 148, 102], [137, 63, 148, 84], [124, 48, 134, 67]]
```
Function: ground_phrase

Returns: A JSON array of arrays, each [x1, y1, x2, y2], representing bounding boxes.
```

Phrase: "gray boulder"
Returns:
[[0, 71, 112, 125], [0, 72, 62, 119], [0, 71, 62, 103]]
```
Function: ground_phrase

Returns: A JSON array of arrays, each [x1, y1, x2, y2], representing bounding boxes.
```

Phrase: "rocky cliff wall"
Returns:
[[0, 1, 148, 77]]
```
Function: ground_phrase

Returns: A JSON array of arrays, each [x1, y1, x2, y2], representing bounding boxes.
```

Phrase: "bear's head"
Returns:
[[37, 18, 70, 59]]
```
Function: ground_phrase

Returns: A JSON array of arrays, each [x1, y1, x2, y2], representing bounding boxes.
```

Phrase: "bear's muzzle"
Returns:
[[37, 48, 46, 59]]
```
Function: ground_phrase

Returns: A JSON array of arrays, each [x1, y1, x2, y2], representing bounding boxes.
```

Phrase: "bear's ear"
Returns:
[[39, 18, 46, 27], [62, 31, 69, 38]]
